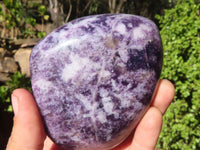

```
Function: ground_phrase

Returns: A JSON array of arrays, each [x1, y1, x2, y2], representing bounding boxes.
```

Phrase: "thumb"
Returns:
[[6, 89, 46, 150]]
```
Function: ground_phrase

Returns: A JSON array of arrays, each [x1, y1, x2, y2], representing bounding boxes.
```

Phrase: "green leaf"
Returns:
[[157, 0, 200, 149], [38, 5, 46, 16]]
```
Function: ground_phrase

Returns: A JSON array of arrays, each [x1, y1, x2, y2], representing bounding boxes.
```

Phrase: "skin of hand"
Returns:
[[6, 79, 175, 150]]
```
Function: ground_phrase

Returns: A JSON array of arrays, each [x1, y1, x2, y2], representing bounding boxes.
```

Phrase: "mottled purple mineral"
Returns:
[[30, 14, 162, 150]]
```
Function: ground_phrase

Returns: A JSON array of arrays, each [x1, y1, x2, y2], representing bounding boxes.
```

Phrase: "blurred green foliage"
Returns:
[[0, 0, 49, 39], [156, 0, 200, 149], [0, 72, 31, 112]]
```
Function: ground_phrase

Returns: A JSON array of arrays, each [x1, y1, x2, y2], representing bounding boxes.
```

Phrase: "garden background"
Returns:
[[0, 0, 199, 149]]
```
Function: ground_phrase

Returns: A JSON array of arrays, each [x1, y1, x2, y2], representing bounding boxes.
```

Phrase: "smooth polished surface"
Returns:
[[30, 14, 163, 150]]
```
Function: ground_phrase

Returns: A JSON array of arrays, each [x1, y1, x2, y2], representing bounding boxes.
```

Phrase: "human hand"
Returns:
[[6, 79, 174, 150]]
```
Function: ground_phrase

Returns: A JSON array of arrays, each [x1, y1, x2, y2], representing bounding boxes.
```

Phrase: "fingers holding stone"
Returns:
[[130, 107, 163, 150], [151, 79, 175, 114], [6, 89, 46, 150]]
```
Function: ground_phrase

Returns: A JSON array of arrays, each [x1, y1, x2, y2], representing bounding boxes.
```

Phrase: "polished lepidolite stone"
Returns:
[[30, 14, 162, 150]]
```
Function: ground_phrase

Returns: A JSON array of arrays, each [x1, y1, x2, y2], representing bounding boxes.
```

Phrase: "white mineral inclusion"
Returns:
[[61, 53, 90, 82], [133, 26, 147, 40], [30, 14, 163, 150], [115, 23, 126, 34], [96, 110, 107, 123], [132, 24, 155, 50], [35, 79, 53, 90]]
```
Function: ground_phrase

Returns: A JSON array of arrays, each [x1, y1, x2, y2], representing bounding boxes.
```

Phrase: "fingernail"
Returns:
[[11, 94, 19, 116]]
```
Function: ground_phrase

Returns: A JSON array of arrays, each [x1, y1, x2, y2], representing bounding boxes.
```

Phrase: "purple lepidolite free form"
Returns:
[[30, 14, 162, 150]]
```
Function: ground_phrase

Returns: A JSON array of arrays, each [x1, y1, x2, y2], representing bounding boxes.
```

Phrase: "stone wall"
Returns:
[[0, 47, 32, 83], [0, 23, 55, 84]]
